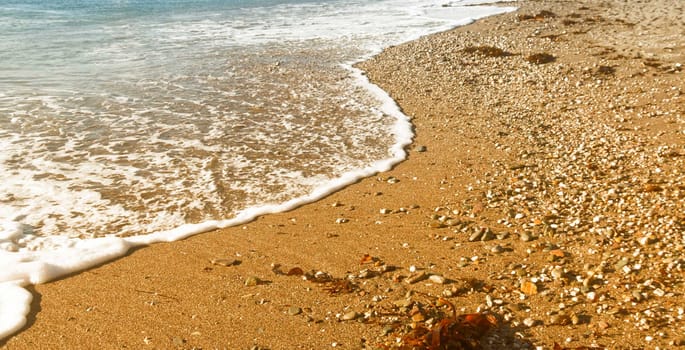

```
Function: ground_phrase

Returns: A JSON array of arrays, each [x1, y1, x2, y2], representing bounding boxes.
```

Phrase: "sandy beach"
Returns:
[[2, 0, 684, 349]]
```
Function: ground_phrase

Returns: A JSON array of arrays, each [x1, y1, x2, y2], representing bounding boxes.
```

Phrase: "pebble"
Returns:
[[411, 313, 426, 322], [597, 321, 610, 330], [549, 313, 570, 325], [288, 307, 302, 316], [481, 230, 495, 241], [244, 276, 261, 286], [341, 311, 359, 321], [520, 232, 533, 242], [393, 299, 413, 308], [406, 271, 428, 284], [523, 318, 536, 327], [586, 291, 597, 301], [490, 244, 504, 254], [428, 274, 446, 284], [468, 230, 483, 242], [211, 258, 239, 267], [571, 314, 580, 325]]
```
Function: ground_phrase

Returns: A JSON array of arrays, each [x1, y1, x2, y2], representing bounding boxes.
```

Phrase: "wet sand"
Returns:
[[2, 0, 684, 349]]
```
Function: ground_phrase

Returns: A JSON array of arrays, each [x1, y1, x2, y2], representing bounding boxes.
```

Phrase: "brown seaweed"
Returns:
[[462, 46, 512, 58], [526, 53, 556, 64]]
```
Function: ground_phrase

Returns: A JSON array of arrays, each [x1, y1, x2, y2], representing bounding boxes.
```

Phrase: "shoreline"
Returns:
[[3, 0, 684, 349]]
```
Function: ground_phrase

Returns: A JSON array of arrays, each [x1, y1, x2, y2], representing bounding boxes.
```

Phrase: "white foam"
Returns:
[[0, 0, 516, 341]]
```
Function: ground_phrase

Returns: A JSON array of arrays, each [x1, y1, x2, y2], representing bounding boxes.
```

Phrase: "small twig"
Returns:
[[135, 289, 179, 301]]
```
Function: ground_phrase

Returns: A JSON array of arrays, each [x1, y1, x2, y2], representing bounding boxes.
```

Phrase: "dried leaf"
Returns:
[[322, 278, 357, 295], [549, 249, 565, 258], [360, 254, 374, 264]]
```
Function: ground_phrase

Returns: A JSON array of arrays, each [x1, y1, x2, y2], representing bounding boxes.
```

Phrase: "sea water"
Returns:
[[0, 0, 515, 339]]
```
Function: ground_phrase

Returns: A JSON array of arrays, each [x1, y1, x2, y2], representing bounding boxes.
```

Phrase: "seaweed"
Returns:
[[394, 298, 498, 350], [518, 10, 557, 21], [526, 53, 556, 64], [462, 46, 512, 58], [596, 65, 616, 75]]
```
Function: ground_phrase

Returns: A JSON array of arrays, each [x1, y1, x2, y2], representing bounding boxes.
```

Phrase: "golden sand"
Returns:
[[3, 0, 683, 349]]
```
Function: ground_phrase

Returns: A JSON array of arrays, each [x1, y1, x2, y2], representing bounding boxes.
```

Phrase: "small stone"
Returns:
[[406, 271, 428, 284], [521, 281, 538, 295], [393, 299, 413, 308], [481, 230, 495, 241], [414, 145, 427, 152], [429, 274, 446, 284], [211, 258, 239, 267], [490, 245, 504, 254], [429, 222, 446, 229], [335, 218, 349, 224], [571, 314, 580, 325], [358, 269, 374, 279], [469, 231, 483, 242], [244, 276, 261, 286], [549, 314, 562, 325], [288, 307, 302, 316], [172, 337, 185, 346], [550, 313, 570, 325], [586, 291, 597, 301], [381, 325, 394, 336], [341, 311, 358, 321], [411, 313, 426, 322], [597, 321, 610, 330], [520, 232, 533, 242], [380, 208, 393, 214], [523, 318, 536, 327], [614, 258, 629, 271]]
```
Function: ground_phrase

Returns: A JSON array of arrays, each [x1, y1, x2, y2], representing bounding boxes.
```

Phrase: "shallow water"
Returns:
[[0, 0, 516, 339]]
